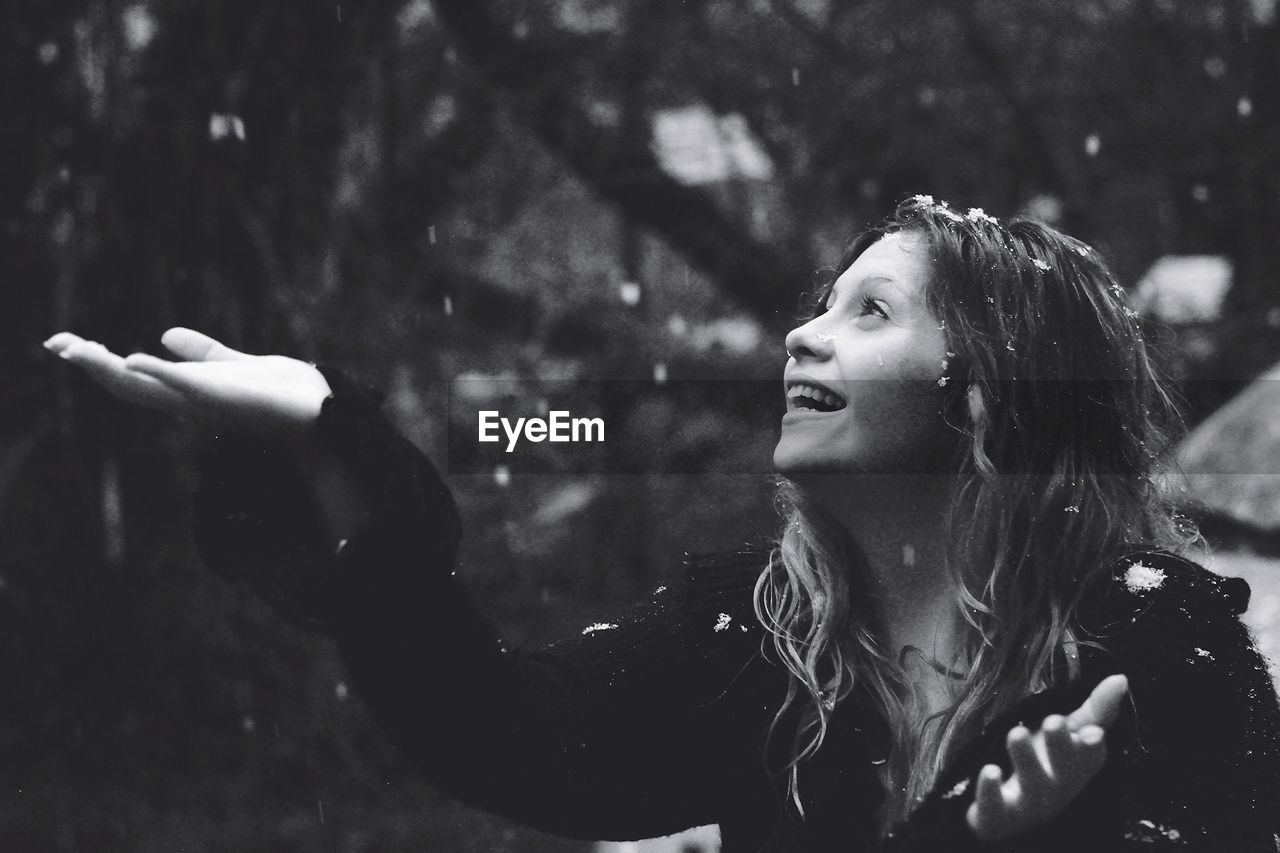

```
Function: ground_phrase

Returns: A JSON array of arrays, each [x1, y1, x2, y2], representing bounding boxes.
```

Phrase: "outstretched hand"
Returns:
[[44, 328, 332, 441], [966, 673, 1129, 842]]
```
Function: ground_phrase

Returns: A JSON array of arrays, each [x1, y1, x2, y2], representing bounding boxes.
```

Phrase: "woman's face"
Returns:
[[773, 231, 959, 476]]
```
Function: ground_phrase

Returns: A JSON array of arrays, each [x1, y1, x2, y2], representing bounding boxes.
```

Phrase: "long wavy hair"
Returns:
[[753, 196, 1203, 835]]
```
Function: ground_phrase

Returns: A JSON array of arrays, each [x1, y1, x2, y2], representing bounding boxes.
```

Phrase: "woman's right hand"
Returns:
[[44, 328, 333, 442]]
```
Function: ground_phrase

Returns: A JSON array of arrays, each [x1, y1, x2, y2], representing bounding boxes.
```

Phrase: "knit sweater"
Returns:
[[191, 366, 1280, 852]]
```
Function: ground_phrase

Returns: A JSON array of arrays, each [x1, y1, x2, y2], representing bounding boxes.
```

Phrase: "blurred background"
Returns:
[[3, 0, 1279, 850]]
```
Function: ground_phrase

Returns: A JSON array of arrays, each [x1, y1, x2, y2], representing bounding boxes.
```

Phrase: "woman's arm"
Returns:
[[190, 364, 735, 842], [47, 331, 736, 841]]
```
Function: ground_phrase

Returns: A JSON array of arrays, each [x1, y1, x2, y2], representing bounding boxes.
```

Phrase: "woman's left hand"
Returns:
[[966, 673, 1129, 842]]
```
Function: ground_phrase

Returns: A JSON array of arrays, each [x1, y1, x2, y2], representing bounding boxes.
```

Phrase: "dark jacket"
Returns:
[[191, 366, 1280, 852]]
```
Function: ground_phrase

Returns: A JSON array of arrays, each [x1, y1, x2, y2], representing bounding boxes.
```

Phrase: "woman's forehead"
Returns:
[[839, 232, 931, 298]]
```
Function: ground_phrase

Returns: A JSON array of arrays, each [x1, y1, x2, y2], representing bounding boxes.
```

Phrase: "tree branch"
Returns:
[[430, 0, 811, 326]]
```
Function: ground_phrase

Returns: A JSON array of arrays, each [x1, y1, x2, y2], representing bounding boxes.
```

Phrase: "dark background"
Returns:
[[3, 0, 1279, 850]]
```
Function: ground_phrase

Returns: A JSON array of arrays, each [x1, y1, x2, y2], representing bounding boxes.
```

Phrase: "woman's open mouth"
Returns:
[[785, 381, 847, 413]]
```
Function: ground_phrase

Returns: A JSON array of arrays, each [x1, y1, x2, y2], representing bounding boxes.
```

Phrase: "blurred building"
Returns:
[[1173, 359, 1280, 536], [1133, 255, 1233, 325], [595, 824, 720, 853]]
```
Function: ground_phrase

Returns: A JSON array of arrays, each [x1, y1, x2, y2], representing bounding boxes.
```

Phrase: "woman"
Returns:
[[45, 196, 1280, 850]]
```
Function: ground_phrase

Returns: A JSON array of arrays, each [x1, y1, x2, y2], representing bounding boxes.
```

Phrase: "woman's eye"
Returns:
[[859, 295, 888, 319]]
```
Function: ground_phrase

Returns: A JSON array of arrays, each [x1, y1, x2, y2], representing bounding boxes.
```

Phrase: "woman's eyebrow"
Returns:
[[835, 273, 909, 298]]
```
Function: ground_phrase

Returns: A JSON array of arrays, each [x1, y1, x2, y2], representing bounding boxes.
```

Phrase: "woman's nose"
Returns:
[[785, 316, 832, 361]]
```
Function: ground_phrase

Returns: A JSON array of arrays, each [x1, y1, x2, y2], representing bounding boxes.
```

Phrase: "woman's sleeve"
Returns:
[[190, 366, 736, 841], [874, 551, 1280, 853]]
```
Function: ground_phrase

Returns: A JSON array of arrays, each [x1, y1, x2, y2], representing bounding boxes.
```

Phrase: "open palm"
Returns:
[[966, 673, 1129, 842], [44, 328, 331, 440]]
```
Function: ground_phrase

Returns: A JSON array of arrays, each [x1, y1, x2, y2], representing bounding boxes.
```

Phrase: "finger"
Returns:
[[1007, 725, 1049, 801], [44, 332, 86, 355], [1041, 715, 1072, 776], [123, 352, 220, 399], [968, 764, 1007, 839], [160, 327, 251, 362], [1067, 674, 1129, 731], [61, 340, 190, 412], [1069, 724, 1109, 778]]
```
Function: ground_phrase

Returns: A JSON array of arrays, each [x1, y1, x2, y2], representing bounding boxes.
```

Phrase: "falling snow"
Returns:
[[1032, 259, 1052, 272], [619, 282, 642, 306], [493, 465, 511, 487], [652, 362, 668, 384], [714, 612, 733, 632], [1084, 134, 1101, 156], [582, 622, 619, 635], [1124, 561, 1166, 593], [209, 113, 246, 142]]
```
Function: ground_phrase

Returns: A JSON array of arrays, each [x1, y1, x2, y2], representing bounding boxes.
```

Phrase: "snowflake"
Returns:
[[943, 778, 970, 799], [714, 612, 733, 632], [653, 585, 667, 594], [1064, 505, 1080, 513], [1123, 561, 1166, 593], [1123, 819, 1183, 843], [1032, 259, 1052, 272], [1194, 647, 1214, 661], [582, 622, 618, 635], [911, 194, 936, 205], [966, 207, 998, 224]]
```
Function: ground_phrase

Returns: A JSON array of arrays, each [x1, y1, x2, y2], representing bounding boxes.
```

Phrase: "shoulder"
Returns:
[[1082, 548, 1251, 645], [677, 543, 777, 700], [1079, 552, 1280, 841], [681, 542, 773, 636], [1082, 549, 1274, 736]]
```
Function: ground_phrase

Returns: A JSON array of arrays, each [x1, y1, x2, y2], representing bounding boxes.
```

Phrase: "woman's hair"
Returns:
[[754, 195, 1203, 834]]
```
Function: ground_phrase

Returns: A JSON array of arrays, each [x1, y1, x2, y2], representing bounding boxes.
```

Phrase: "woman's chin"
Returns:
[[773, 443, 847, 476]]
